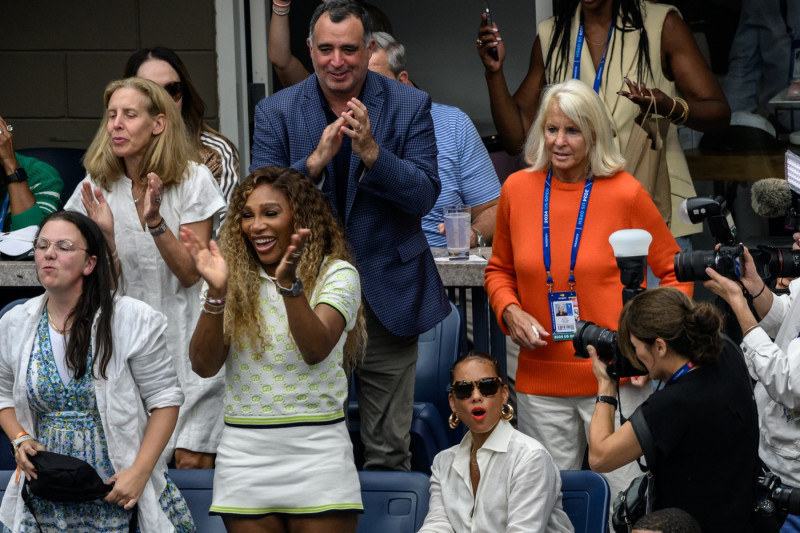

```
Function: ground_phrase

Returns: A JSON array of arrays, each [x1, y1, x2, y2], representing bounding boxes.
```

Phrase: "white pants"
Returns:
[[516, 383, 652, 501]]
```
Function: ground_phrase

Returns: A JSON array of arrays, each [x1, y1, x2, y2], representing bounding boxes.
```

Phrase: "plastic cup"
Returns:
[[443, 205, 471, 260]]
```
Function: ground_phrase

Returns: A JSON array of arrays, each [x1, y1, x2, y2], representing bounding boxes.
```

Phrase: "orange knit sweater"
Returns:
[[485, 169, 693, 397]]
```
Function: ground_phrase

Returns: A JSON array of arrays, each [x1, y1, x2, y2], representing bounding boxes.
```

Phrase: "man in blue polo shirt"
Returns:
[[368, 32, 501, 248]]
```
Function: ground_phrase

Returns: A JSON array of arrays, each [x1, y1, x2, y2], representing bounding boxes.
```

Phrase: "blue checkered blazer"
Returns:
[[250, 72, 450, 336]]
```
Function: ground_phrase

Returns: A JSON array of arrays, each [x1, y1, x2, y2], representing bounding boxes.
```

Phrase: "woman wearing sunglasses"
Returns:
[[0, 211, 194, 531], [419, 351, 573, 532], [64, 77, 227, 470], [125, 47, 239, 206]]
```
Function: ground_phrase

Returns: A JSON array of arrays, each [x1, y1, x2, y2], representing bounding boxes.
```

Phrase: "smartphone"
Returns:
[[484, 0, 499, 61]]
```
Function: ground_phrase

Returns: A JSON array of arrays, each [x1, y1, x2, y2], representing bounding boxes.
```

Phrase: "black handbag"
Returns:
[[22, 451, 137, 533], [611, 471, 655, 533]]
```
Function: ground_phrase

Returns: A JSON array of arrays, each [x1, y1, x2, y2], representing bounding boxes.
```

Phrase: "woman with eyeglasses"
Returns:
[[125, 47, 239, 206], [64, 77, 227, 469], [418, 351, 573, 532], [0, 211, 194, 531]]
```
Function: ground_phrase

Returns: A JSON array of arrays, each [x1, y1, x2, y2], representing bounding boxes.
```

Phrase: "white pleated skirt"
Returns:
[[209, 420, 363, 516]]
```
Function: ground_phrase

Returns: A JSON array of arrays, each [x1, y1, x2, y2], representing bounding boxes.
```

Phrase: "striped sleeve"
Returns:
[[7, 152, 63, 231], [200, 131, 239, 206]]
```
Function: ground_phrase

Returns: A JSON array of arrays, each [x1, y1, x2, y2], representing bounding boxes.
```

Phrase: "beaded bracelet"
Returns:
[[201, 305, 225, 315], [202, 289, 227, 306], [672, 97, 689, 125], [272, 4, 290, 15]]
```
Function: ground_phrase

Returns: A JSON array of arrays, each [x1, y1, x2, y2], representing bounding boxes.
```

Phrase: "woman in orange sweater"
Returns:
[[484, 79, 692, 499]]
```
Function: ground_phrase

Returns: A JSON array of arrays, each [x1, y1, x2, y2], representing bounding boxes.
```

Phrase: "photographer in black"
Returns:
[[705, 234, 800, 532], [587, 287, 760, 532]]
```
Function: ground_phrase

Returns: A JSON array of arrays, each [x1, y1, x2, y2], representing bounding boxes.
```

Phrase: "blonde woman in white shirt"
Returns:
[[420, 351, 574, 533]]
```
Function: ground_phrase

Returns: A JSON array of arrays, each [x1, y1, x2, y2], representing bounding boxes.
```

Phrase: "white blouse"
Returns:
[[65, 162, 227, 453], [419, 419, 574, 533]]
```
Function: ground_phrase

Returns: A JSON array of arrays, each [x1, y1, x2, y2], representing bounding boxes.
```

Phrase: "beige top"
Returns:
[[538, 1, 701, 237]]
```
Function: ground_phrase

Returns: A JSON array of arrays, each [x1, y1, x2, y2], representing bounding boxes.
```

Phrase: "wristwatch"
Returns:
[[472, 227, 486, 248], [10, 433, 34, 455], [4, 167, 27, 184], [277, 278, 303, 297]]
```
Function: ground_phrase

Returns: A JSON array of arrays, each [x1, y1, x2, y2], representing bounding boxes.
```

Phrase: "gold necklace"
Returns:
[[46, 303, 68, 335]]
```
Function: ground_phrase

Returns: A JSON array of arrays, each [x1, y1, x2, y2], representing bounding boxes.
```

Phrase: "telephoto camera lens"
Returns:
[[772, 485, 800, 515], [573, 321, 617, 362]]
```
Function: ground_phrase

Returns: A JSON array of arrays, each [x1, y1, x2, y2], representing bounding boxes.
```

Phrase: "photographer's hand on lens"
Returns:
[[502, 304, 549, 350], [587, 345, 618, 395]]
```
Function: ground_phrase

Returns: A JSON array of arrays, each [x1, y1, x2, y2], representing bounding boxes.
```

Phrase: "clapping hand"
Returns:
[[80, 182, 116, 244], [275, 228, 310, 289], [142, 172, 164, 227], [180, 227, 229, 294]]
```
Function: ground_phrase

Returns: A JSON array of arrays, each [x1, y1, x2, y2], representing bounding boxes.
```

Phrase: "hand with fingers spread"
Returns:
[[617, 78, 677, 119], [341, 98, 379, 168], [80, 182, 116, 245], [180, 227, 229, 295], [476, 12, 505, 71], [142, 172, 164, 227], [276, 228, 311, 288]]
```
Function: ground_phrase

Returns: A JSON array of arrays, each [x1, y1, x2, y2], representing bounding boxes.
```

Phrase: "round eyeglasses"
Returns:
[[32, 237, 88, 254]]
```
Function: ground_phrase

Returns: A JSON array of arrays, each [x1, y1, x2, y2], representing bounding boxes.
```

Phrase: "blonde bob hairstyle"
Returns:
[[83, 77, 198, 191], [524, 79, 625, 178], [218, 166, 366, 371]]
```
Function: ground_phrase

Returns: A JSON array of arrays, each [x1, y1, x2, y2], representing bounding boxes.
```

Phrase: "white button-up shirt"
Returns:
[[419, 419, 574, 532], [0, 294, 183, 532]]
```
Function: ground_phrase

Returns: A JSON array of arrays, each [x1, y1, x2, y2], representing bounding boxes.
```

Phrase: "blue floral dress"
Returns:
[[5, 310, 195, 532]]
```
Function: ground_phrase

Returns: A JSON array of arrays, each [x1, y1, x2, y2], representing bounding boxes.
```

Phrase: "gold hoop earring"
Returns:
[[448, 412, 460, 429], [501, 403, 514, 421]]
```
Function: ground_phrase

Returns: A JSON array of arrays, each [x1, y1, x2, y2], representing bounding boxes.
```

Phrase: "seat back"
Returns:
[[168, 469, 226, 532], [414, 301, 464, 445], [560, 470, 611, 533], [357, 470, 430, 533], [17, 147, 86, 206]]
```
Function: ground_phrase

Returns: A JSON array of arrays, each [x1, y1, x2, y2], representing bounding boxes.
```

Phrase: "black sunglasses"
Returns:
[[450, 377, 504, 400], [163, 81, 184, 101]]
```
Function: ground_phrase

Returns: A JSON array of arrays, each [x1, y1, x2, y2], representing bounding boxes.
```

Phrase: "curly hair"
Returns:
[[83, 77, 198, 191], [617, 287, 723, 371], [218, 166, 366, 371]]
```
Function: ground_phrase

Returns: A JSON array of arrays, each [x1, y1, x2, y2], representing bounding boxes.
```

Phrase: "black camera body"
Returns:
[[753, 470, 800, 530], [674, 243, 744, 282], [573, 320, 648, 380]]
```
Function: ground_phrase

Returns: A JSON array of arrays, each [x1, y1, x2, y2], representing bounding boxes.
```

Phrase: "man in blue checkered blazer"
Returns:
[[250, 0, 450, 470]]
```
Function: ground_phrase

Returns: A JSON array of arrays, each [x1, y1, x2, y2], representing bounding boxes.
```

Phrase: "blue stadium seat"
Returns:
[[168, 468, 226, 532], [0, 298, 28, 320], [415, 301, 464, 446], [358, 470, 429, 533], [560, 470, 611, 533]]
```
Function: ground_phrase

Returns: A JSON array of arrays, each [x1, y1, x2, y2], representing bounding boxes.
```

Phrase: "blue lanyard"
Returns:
[[573, 13, 614, 93], [0, 193, 8, 231], [667, 361, 695, 384], [542, 168, 593, 291]]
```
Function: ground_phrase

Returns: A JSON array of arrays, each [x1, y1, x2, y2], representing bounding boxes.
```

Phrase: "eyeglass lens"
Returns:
[[33, 238, 78, 253], [451, 377, 502, 399]]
